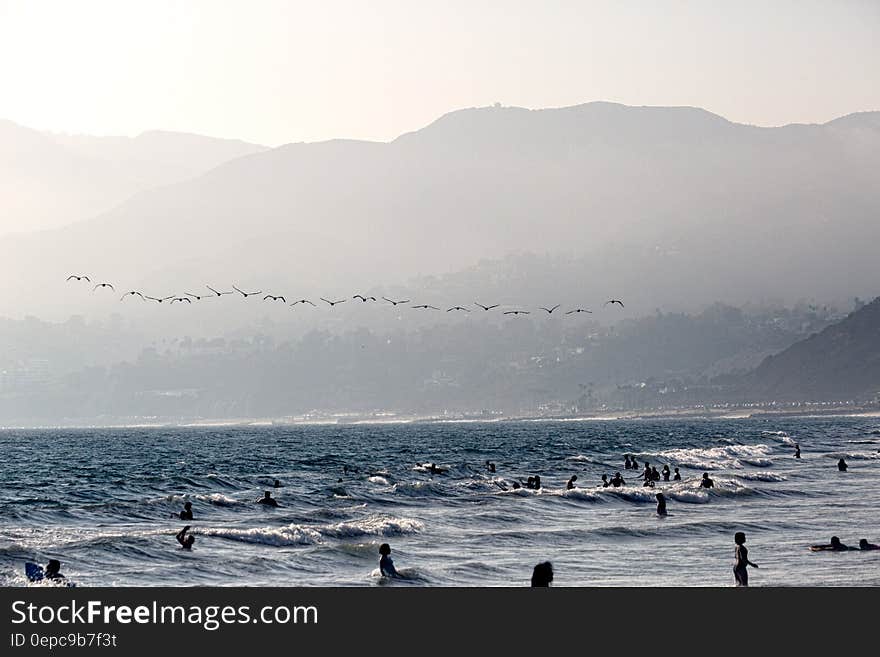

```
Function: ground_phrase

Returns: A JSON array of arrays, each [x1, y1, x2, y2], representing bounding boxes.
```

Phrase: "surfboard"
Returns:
[[25, 562, 44, 582]]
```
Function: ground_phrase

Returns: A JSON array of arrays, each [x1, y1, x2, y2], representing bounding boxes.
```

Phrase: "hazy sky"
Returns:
[[1, 0, 878, 146]]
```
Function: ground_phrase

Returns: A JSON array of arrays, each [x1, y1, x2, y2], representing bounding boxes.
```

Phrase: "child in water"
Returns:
[[733, 532, 758, 586], [379, 543, 401, 578]]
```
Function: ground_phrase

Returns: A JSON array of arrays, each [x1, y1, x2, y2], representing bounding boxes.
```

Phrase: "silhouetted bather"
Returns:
[[656, 493, 667, 516], [610, 472, 625, 487], [179, 501, 193, 521], [531, 561, 553, 587], [567, 475, 578, 490], [643, 478, 655, 488], [700, 473, 715, 488], [44, 559, 65, 581], [428, 463, 447, 475], [810, 536, 853, 551], [624, 455, 632, 470], [257, 491, 279, 507], [662, 465, 670, 481], [630, 458, 639, 470], [486, 460, 496, 473], [273, 479, 282, 488], [176, 526, 195, 550], [673, 467, 681, 481], [378, 543, 400, 578], [838, 458, 848, 472], [795, 444, 801, 459], [859, 539, 879, 551], [651, 466, 660, 481], [642, 463, 651, 481], [601, 474, 610, 487], [733, 532, 758, 586]]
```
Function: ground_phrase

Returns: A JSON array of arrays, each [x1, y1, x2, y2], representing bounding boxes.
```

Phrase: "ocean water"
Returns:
[[1, 417, 878, 587]]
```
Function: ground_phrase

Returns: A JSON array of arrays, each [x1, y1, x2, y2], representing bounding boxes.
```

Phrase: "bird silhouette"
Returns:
[[320, 297, 347, 306], [539, 304, 561, 314], [171, 297, 192, 304], [206, 285, 234, 296], [184, 292, 210, 301], [66, 274, 90, 282], [120, 291, 145, 301], [475, 303, 500, 311], [565, 308, 593, 315], [605, 299, 625, 308], [92, 283, 114, 292], [233, 285, 262, 298], [353, 295, 377, 302], [382, 297, 411, 306], [145, 295, 174, 303], [447, 306, 470, 312], [263, 295, 286, 302], [412, 304, 440, 310], [503, 310, 530, 315], [290, 299, 317, 307]]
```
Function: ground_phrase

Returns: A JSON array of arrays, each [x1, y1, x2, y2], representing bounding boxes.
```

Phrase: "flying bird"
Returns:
[[120, 291, 145, 301], [475, 303, 500, 311], [66, 275, 90, 282], [263, 295, 286, 303], [605, 299, 625, 308], [412, 304, 440, 310], [447, 306, 470, 312], [539, 304, 561, 314], [184, 292, 211, 301], [233, 285, 262, 298], [290, 299, 317, 307], [382, 297, 411, 306], [353, 295, 377, 302], [321, 297, 347, 306], [92, 283, 114, 291], [171, 297, 192, 304], [206, 285, 234, 296], [503, 310, 530, 315], [145, 295, 174, 303], [565, 308, 593, 315]]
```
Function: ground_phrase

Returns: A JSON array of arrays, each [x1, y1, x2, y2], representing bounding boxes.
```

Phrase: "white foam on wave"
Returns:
[[368, 476, 390, 486], [647, 444, 773, 470], [735, 472, 786, 482]]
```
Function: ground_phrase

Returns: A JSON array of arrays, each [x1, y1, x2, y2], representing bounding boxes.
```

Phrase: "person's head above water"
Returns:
[[263, 491, 272, 499], [531, 561, 553, 587], [735, 531, 746, 545], [379, 543, 391, 556], [570, 475, 578, 481], [45, 559, 62, 577], [703, 472, 710, 479], [830, 536, 842, 547], [183, 502, 192, 510], [859, 539, 870, 549]]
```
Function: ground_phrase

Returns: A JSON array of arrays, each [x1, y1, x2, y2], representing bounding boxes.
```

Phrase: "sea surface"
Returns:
[[1, 417, 878, 587]]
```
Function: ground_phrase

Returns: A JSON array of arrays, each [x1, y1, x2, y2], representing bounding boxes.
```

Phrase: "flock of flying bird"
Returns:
[[66, 275, 625, 315]]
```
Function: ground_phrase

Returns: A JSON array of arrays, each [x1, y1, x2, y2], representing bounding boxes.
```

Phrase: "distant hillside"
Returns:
[[746, 297, 880, 401], [0, 102, 878, 323], [0, 120, 266, 235]]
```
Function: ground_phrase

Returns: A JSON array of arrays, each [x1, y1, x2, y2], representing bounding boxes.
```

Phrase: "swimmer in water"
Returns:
[[257, 491, 279, 507], [662, 465, 670, 481], [610, 472, 625, 487], [273, 479, 282, 488], [531, 561, 553, 587], [176, 526, 195, 550], [838, 458, 848, 472], [428, 463, 447, 475], [486, 460, 496, 473], [44, 559, 65, 581], [631, 457, 639, 470], [567, 475, 578, 490], [673, 467, 681, 481], [378, 543, 401, 578], [601, 474, 610, 487], [700, 473, 715, 489], [643, 478, 655, 488], [179, 501, 193, 521], [859, 539, 880, 551], [733, 532, 758, 586], [624, 455, 632, 470], [651, 466, 660, 481], [794, 444, 801, 459], [810, 536, 853, 551], [656, 493, 667, 516], [642, 463, 652, 481]]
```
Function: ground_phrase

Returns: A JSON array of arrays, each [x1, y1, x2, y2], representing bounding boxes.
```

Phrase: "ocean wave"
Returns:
[[735, 472, 786, 482], [368, 476, 390, 486], [646, 444, 773, 470]]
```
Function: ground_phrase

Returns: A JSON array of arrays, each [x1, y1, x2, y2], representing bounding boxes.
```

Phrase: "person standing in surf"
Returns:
[[733, 532, 758, 586]]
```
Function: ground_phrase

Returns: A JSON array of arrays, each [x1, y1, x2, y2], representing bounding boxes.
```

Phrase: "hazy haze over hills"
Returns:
[[1, 101, 878, 326], [0, 119, 266, 235]]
